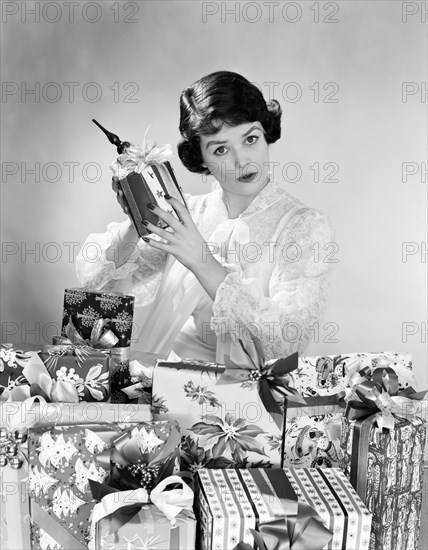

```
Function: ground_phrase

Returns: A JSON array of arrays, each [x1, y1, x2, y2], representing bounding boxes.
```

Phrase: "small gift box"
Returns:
[[196, 467, 371, 550], [107, 124, 188, 238], [27, 420, 180, 550], [111, 351, 158, 405], [61, 289, 135, 349], [153, 338, 306, 470], [339, 365, 427, 550]]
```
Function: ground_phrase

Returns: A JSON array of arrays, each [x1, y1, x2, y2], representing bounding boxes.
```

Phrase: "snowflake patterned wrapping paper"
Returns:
[[0, 343, 111, 402], [27, 420, 176, 550], [340, 415, 426, 550], [95, 505, 196, 549], [195, 468, 370, 550], [61, 288, 135, 349], [293, 351, 414, 398], [152, 359, 288, 470]]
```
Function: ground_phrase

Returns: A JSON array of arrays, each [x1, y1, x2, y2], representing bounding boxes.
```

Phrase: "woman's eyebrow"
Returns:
[[205, 125, 261, 149]]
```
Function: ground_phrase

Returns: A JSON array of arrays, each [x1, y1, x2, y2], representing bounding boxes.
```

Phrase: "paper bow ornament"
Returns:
[[110, 125, 175, 179], [344, 365, 426, 431], [216, 338, 306, 429]]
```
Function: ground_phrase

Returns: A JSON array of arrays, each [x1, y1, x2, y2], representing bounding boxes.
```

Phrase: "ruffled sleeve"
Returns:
[[75, 193, 195, 307], [210, 208, 337, 360]]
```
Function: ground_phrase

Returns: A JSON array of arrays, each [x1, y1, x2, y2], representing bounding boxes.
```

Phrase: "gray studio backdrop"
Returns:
[[2, 3, 427, 397]]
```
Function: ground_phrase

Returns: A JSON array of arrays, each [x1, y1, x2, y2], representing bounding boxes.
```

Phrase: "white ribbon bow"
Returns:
[[208, 217, 251, 264], [90, 474, 194, 543]]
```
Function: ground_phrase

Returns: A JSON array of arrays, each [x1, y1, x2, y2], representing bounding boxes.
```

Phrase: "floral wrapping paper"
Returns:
[[294, 351, 413, 397], [196, 467, 371, 550], [0, 343, 110, 402], [27, 421, 175, 550], [340, 415, 426, 550], [61, 288, 135, 348], [152, 360, 286, 470], [96, 505, 196, 549]]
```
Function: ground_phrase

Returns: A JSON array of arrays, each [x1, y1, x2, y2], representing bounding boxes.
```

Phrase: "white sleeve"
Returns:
[[210, 209, 337, 360]]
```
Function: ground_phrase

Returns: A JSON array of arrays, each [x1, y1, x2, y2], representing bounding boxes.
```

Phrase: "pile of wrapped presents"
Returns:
[[0, 288, 426, 550]]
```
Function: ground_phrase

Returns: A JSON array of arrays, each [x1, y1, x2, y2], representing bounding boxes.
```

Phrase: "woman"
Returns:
[[76, 71, 335, 363]]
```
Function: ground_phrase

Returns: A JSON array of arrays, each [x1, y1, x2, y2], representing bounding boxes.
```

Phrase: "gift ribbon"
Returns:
[[343, 365, 427, 499], [95, 422, 181, 472], [213, 468, 332, 550], [59, 317, 119, 350], [216, 338, 306, 430], [1, 352, 79, 403], [89, 475, 193, 546]]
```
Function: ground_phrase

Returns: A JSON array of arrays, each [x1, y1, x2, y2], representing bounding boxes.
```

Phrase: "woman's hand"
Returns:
[[141, 197, 209, 272], [111, 176, 130, 215]]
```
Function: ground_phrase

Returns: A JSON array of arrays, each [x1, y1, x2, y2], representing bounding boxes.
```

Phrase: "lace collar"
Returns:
[[210, 177, 286, 220]]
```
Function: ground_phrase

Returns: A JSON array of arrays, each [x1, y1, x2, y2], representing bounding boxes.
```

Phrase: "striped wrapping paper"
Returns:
[[286, 468, 373, 550], [196, 468, 372, 550]]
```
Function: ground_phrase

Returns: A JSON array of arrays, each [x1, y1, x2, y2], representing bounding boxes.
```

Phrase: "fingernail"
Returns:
[[147, 203, 156, 210], [164, 193, 171, 200], [142, 219, 149, 226], [142, 237, 150, 243]]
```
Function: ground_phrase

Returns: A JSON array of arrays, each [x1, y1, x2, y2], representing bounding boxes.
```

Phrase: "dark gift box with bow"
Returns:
[[196, 467, 372, 550], [152, 338, 307, 470], [339, 364, 427, 550], [27, 420, 183, 550], [61, 288, 135, 350]]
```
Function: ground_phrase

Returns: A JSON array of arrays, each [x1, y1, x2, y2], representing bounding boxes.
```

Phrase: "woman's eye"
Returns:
[[213, 146, 228, 156], [246, 135, 258, 145]]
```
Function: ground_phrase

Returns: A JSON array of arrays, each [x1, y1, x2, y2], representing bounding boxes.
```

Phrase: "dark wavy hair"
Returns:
[[177, 71, 282, 175]]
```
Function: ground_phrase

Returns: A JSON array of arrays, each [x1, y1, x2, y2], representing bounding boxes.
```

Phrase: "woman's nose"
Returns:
[[234, 150, 251, 169]]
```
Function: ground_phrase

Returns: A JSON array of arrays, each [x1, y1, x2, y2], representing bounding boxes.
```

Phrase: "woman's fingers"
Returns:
[[147, 202, 183, 232], [111, 176, 120, 193], [112, 177, 130, 214]]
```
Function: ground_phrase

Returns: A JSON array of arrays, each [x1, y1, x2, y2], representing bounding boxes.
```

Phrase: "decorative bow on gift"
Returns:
[[89, 422, 192, 541], [344, 365, 427, 431], [56, 317, 119, 351], [1, 352, 79, 403], [120, 360, 153, 402], [216, 338, 306, 429], [233, 492, 332, 550], [111, 125, 174, 179]]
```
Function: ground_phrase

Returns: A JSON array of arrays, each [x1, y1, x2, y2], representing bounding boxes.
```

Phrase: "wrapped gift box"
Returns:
[[95, 503, 196, 549], [0, 403, 152, 550], [118, 162, 187, 238], [27, 420, 173, 549], [0, 343, 110, 402], [196, 467, 371, 550], [294, 351, 413, 397], [152, 355, 291, 469], [61, 289, 135, 348], [282, 401, 344, 468], [340, 414, 426, 550], [110, 350, 159, 405]]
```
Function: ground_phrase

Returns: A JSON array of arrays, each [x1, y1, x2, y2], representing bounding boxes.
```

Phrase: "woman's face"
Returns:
[[199, 120, 271, 198]]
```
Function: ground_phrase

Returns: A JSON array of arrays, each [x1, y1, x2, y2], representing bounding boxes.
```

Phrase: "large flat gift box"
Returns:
[[196, 467, 372, 550], [26, 419, 173, 550], [1, 343, 111, 402], [340, 414, 426, 550], [61, 289, 135, 349], [152, 356, 290, 469]]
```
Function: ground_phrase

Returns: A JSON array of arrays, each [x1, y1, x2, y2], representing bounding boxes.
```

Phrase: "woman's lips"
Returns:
[[237, 172, 257, 183]]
